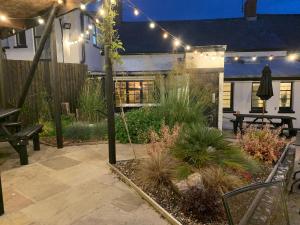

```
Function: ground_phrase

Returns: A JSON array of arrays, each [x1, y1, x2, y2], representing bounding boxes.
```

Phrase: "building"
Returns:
[[1, 9, 102, 71]]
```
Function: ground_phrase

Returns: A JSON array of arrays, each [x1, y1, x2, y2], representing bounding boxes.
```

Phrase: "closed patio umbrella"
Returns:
[[257, 65, 273, 120]]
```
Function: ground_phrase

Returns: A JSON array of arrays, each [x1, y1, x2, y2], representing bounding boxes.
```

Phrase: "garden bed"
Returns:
[[113, 159, 271, 225]]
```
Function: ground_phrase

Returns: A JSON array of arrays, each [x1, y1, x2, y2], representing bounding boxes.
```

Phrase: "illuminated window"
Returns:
[[16, 31, 27, 48], [251, 82, 264, 112], [223, 82, 234, 112], [279, 82, 293, 113], [115, 80, 156, 107]]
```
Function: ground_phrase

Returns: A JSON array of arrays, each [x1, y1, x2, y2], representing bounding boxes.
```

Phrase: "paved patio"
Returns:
[[0, 143, 169, 225]]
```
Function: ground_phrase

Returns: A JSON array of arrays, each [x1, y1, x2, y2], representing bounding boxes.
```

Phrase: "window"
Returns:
[[251, 82, 264, 112], [223, 82, 234, 112], [279, 82, 294, 113], [34, 27, 51, 60], [15, 31, 27, 48], [115, 80, 156, 107], [92, 25, 100, 48]]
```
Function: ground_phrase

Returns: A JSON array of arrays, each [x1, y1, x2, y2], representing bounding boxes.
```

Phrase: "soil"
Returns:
[[115, 160, 228, 225]]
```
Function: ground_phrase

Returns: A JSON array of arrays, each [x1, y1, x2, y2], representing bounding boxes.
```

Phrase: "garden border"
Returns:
[[108, 163, 182, 225]]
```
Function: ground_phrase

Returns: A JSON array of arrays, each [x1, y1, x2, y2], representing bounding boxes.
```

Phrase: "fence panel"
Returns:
[[2, 60, 87, 122]]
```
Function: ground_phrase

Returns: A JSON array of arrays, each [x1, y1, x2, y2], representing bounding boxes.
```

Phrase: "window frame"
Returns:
[[250, 82, 265, 113], [92, 24, 100, 49], [223, 82, 234, 113], [114, 80, 156, 107], [278, 82, 294, 113], [14, 31, 27, 48]]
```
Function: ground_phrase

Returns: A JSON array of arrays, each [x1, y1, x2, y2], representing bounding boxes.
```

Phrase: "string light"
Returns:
[[88, 24, 93, 30], [252, 56, 257, 61], [185, 45, 191, 51], [134, 8, 140, 16], [288, 54, 297, 61], [37, 18, 45, 25], [149, 22, 156, 29], [194, 50, 198, 54], [173, 39, 181, 48], [99, 8, 105, 17], [268, 55, 274, 61], [85, 30, 90, 35], [95, 18, 100, 24], [57, 0, 64, 4], [0, 15, 7, 21], [163, 33, 168, 39], [80, 4, 86, 11], [234, 56, 239, 61]]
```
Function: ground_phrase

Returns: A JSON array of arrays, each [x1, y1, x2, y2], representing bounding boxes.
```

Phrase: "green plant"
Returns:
[[78, 79, 106, 123], [238, 126, 287, 164], [115, 108, 163, 143], [173, 124, 259, 172], [137, 125, 180, 189], [176, 164, 193, 180], [63, 121, 107, 141]]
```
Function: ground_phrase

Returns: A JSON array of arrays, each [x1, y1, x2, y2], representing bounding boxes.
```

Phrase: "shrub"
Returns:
[[137, 125, 180, 189], [63, 121, 107, 141], [173, 124, 259, 172], [181, 167, 243, 222], [115, 108, 163, 143], [238, 126, 287, 164], [78, 79, 106, 123]]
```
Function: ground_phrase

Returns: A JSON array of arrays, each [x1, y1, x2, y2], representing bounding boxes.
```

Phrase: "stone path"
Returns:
[[0, 143, 169, 225]]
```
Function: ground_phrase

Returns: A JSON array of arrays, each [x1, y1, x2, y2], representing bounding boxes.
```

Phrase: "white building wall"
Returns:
[[223, 80, 300, 129]]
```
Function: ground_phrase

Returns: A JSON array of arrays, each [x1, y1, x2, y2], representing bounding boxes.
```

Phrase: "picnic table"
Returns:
[[0, 108, 43, 165], [233, 113, 296, 135]]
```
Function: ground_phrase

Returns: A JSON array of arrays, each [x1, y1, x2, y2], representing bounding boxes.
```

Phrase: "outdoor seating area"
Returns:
[[0, 0, 300, 225]]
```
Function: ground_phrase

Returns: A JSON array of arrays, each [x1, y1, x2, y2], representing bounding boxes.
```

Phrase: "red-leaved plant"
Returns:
[[238, 126, 287, 164]]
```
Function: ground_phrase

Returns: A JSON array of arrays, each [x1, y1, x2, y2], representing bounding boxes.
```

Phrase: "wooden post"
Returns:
[[104, 0, 116, 164], [14, 4, 59, 119], [0, 41, 5, 108], [0, 175, 4, 216], [50, 23, 63, 149]]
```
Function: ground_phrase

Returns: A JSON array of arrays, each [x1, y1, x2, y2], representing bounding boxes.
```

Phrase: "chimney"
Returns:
[[244, 0, 257, 21]]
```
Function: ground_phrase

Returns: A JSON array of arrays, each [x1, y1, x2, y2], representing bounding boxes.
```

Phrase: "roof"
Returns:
[[224, 57, 300, 79], [117, 15, 300, 54]]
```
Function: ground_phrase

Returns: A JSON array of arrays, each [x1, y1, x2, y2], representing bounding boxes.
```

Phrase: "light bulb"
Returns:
[[163, 33, 168, 39], [134, 8, 139, 16], [288, 54, 297, 61], [234, 56, 239, 61], [173, 39, 181, 47], [252, 56, 257, 61], [95, 18, 100, 23], [0, 15, 7, 21], [194, 50, 198, 54], [78, 36, 84, 42], [99, 8, 105, 17], [88, 24, 93, 30], [149, 22, 156, 29], [185, 45, 191, 51], [268, 56, 274, 61], [57, 0, 64, 4], [80, 4, 86, 10], [85, 30, 90, 35], [38, 18, 45, 25]]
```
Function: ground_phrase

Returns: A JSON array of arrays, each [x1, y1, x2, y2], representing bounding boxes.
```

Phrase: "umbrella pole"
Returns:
[[262, 100, 266, 126]]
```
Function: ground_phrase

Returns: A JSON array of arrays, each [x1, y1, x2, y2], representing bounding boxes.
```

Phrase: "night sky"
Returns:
[[89, 0, 300, 21]]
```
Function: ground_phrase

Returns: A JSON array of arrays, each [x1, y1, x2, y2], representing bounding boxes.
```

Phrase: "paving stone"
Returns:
[[0, 212, 35, 225], [3, 188, 33, 213], [39, 156, 80, 170], [112, 191, 144, 212]]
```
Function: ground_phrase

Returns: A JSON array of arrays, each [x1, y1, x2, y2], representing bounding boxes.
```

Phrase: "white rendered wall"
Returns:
[[223, 80, 300, 129]]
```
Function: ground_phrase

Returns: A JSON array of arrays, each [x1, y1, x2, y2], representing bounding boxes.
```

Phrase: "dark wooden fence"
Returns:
[[2, 60, 87, 122]]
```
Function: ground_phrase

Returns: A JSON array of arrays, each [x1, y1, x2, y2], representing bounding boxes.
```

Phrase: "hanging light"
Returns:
[[134, 8, 139, 16], [85, 30, 90, 35], [149, 22, 156, 29], [0, 15, 7, 21], [268, 55, 274, 61], [88, 24, 93, 30], [80, 4, 86, 11], [57, 0, 64, 4], [173, 39, 181, 47], [95, 18, 100, 24], [163, 33, 168, 39], [185, 45, 191, 51], [252, 56, 257, 61], [288, 54, 297, 61], [234, 56, 239, 61], [99, 8, 105, 17], [37, 18, 45, 25]]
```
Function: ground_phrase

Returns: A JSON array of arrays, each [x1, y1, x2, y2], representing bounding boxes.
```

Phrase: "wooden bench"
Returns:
[[9, 124, 43, 165]]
